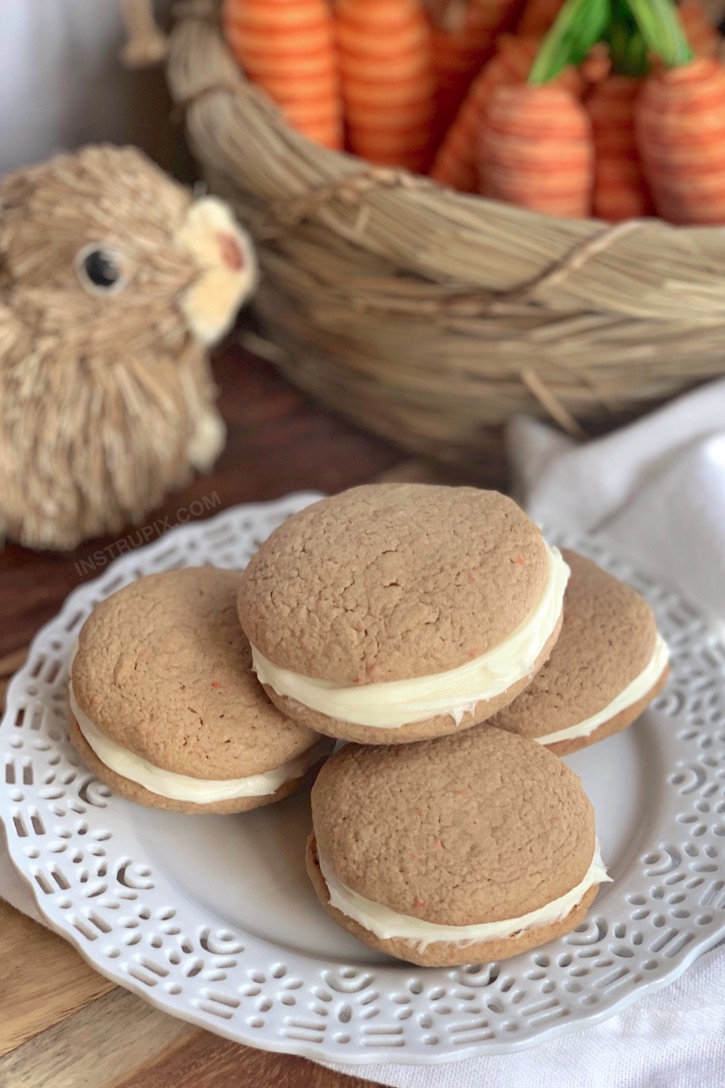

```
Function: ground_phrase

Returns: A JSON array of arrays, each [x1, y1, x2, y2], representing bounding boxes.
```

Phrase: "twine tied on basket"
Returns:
[[254, 166, 435, 240]]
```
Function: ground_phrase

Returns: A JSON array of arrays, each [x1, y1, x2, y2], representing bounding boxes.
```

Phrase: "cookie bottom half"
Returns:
[[306, 834, 599, 967]]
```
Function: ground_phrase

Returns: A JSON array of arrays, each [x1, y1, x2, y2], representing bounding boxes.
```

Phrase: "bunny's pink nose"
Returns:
[[217, 231, 245, 271]]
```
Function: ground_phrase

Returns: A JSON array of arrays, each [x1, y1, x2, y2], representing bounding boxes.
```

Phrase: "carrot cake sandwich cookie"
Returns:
[[68, 567, 333, 813], [490, 550, 669, 755], [237, 483, 570, 744], [306, 727, 610, 966]]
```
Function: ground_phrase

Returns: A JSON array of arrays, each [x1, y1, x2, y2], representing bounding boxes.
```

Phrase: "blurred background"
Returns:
[[1, 0, 175, 174]]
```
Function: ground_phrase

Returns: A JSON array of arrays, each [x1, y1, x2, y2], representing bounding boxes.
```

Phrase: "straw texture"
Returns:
[[166, 0, 725, 469]]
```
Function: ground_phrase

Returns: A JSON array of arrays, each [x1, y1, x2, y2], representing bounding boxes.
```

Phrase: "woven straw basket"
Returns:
[[163, 0, 725, 471]]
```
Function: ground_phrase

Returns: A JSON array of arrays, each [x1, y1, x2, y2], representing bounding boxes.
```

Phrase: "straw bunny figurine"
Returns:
[[0, 144, 258, 550]]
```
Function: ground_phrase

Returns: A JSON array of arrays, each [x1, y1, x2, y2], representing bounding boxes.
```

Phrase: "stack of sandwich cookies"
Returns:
[[62, 484, 670, 968], [306, 727, 610, 967], [68, 567, 333, 814], [490, 550, 670, 755], [237, 484, 570, 745]]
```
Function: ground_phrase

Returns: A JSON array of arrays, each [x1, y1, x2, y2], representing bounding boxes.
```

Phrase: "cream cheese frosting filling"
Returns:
[[68, 682, 327, 802], [252, 543, 570, 728], [535, 633, 670, 747], [318, 841, 610, 949]]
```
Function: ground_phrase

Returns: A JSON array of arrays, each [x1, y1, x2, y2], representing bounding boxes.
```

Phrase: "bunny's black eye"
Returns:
[[75, 245, 126, 295], [83, 250, 118, 288]]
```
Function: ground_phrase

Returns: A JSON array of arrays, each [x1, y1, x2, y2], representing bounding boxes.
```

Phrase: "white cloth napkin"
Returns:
[[4, 379, 725, 1086]]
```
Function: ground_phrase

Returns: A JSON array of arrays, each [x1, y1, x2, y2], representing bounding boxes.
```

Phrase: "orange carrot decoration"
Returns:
[[677, 0, 721, 58], [627, 0, 725, 225], [222, 0, 343, 150], [587, 76, 654, 221], [430, 0, 524, 140], [478, 81, 594, 216], [476, 0, 608, 217], [336, 0, 437, 171], [635, 56, 725, 224], [429, 35, 539, 191]]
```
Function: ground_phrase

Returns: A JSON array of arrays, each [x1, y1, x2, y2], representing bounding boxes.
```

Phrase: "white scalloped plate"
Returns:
[[2, 492, 725, 1065]]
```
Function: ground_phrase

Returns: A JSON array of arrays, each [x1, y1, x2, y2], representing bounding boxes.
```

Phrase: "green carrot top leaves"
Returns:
[[627, 0, 693, 66], [529, 0, 694, 85], [528, 0, 610, 83], [606, 0, 649, 76]]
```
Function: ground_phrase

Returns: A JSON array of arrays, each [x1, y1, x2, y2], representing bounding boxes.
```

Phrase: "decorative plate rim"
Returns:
[[2, 493, 725, 1065]]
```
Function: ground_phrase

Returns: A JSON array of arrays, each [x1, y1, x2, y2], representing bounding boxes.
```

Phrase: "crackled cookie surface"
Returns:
[[490, 550, 669, 754], [238, 484, 569, 743], [307, 727, 607, 966], [69, 567, 332, 813]]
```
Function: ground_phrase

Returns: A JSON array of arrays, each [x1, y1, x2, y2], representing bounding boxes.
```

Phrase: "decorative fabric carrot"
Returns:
[[629, 0, 725, 224], [430, 0, 524, 141], [429, 35, 540, 191], [583, 0, 652, 222], [336, 0, 437, 172], [635, 56, 725, 223], [222, 0, 343, 150], [587, 76, 654, 221], [677, 0, 721, 58], [478, 81, 595, 216], [476, 0, 609, 217]]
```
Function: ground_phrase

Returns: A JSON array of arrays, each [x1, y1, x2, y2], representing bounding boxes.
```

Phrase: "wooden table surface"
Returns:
[[0, 342, 503, 1088]]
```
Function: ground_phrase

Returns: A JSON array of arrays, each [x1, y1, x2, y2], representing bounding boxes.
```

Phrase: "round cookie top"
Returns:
[[237, 484, 551, 684], [491, 550, 659, 739], [311, 727, 595, 925], [71, 567, 322, 779]]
